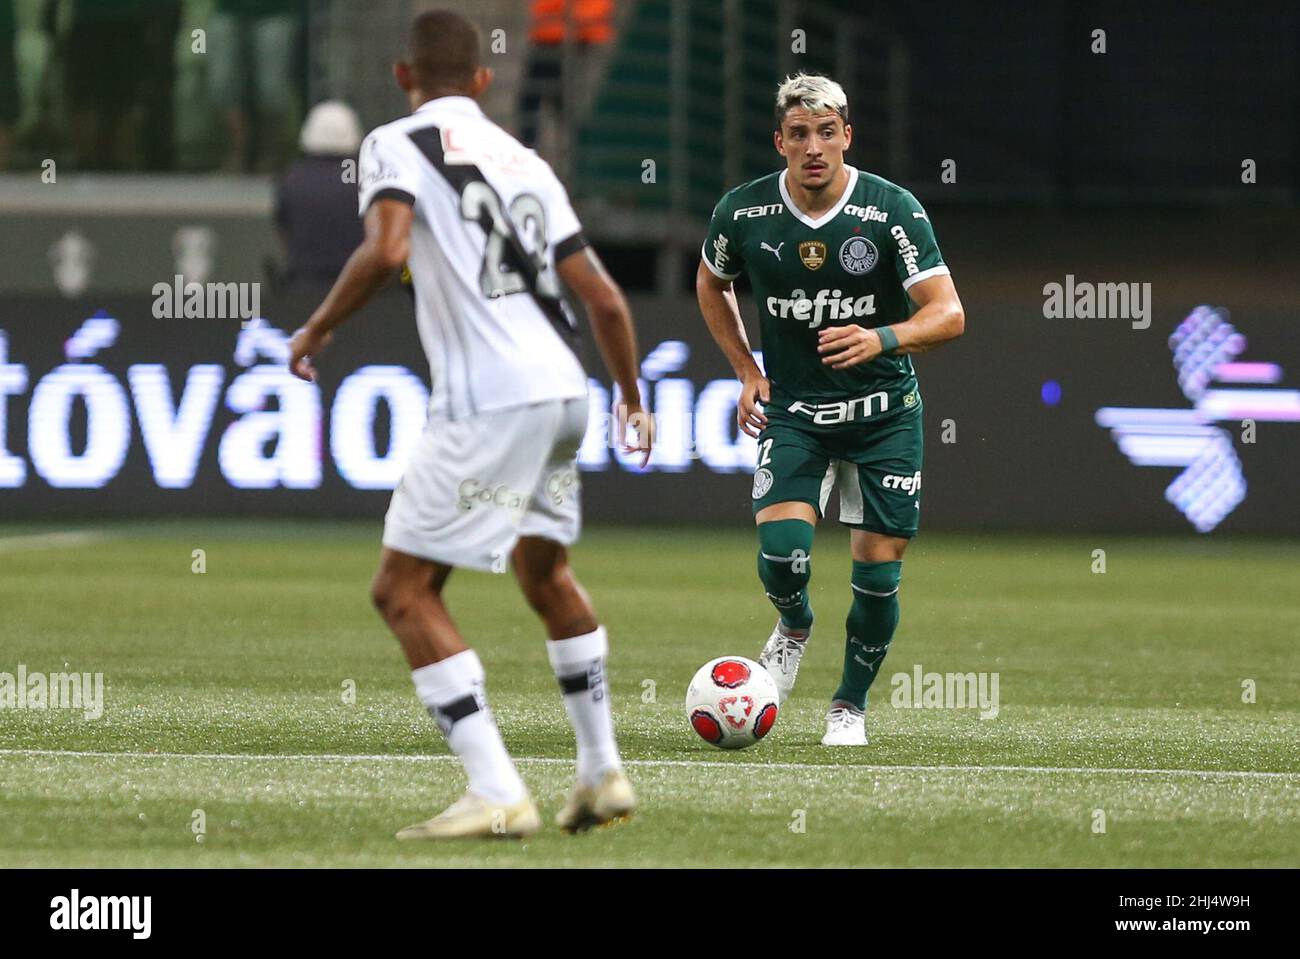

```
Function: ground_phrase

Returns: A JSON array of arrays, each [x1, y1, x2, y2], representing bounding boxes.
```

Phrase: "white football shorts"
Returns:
[[382, 396, 588, 573]]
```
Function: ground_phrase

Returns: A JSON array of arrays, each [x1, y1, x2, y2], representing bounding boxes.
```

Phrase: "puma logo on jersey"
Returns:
[[761, 241, 784, 261]]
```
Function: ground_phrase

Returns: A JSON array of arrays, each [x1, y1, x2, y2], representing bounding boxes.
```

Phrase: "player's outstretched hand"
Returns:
[[818, 325, 882, 369], [738, 374, 770, 438], [618, 401, 654, 468], [288, 326, 332, 382]]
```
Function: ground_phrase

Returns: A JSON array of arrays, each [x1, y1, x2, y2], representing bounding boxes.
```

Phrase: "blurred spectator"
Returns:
[[208, 0, 300, 171], [58, 0, 181, 170], [0, 0, 16, 168], [519, 0, 613, 148], [272, 100, 364, 290]]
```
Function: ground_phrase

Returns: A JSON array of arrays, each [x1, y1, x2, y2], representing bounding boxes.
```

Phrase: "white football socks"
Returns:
[[547, 626, 622, 787], [411, 650, 527, 806]]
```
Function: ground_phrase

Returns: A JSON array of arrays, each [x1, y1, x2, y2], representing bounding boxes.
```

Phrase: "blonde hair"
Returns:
[[774, 73, 848, 128]]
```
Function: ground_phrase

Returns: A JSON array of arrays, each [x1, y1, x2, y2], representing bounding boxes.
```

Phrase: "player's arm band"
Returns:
[[554, 231, 590, 261], [873, 325, 900, 355], [367, 188, 416, 209]]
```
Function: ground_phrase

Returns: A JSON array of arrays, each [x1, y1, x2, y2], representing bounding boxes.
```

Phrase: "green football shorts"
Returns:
[[751, 406, 924, 538]]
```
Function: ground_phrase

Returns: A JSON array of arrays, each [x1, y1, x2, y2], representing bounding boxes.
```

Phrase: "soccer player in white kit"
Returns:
[[288, 10, 651, 840]]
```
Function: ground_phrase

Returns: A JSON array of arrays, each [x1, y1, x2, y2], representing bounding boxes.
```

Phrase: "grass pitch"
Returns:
[[1, 521, 1297, 868]]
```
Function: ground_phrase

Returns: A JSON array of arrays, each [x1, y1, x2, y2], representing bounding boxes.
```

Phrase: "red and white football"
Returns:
[[684, 656, 780, 749]]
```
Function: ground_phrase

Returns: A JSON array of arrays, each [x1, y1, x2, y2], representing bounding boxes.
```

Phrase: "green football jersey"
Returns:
[[702, 165, 948, 428]]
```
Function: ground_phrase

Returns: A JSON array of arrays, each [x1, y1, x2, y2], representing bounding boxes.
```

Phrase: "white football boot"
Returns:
[[758, 621, 811, 704], [821, 703, 868, 746], [396, 791, 541, 840], [556, 768, 637, 833]]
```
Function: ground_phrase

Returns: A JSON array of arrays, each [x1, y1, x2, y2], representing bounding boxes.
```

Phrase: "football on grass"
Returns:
[[685, 656, 779, 749]]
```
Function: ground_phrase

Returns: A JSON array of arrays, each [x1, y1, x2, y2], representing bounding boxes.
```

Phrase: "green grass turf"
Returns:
[[1, 521, 1297, 867]]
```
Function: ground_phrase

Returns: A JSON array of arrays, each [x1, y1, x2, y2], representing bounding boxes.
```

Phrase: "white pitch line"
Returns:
[[0, 748, 1297, 781]]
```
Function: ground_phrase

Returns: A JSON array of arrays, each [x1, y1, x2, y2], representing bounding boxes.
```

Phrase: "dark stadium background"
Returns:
[[1, 0, 1297, 535]]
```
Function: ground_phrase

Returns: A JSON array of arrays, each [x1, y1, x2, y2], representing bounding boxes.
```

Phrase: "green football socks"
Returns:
[[756, 519, 815, 631], [833, 560, 902, 709]]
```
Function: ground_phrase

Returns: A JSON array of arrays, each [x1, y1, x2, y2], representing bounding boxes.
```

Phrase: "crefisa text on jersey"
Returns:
[[844, 203, 889, 223], [767, 288, 877, 329]]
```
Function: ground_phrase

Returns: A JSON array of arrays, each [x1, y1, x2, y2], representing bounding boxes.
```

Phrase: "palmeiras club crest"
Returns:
[[839, 236, 878, 274]]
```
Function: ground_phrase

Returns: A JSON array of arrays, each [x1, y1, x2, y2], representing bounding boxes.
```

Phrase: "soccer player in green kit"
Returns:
[[697, 73, 965, 745]]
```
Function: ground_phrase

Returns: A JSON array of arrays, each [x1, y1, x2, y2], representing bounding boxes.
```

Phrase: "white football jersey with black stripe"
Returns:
[[357, 96, 588, 420]]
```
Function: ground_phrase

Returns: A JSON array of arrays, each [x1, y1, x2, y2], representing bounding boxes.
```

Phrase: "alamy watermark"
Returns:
[[151, 275, 261, 321], [50, 890, 150, 939], [1043, 274, 1151, 329], [890, 664, 999, 719], [0, 665, 104, 720]]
